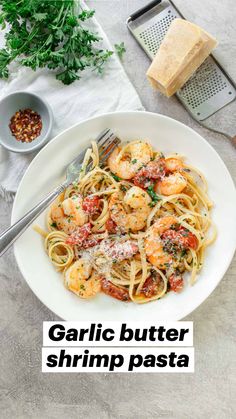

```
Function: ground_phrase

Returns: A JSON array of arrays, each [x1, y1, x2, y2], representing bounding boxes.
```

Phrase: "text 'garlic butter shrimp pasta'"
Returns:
[[35, 139, 216, 304]]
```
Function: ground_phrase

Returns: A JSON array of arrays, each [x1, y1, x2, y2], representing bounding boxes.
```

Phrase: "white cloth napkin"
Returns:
[[0, 6, 144, 202]]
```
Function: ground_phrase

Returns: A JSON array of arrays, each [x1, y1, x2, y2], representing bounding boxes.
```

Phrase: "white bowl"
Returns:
[[0, 91, 53, 154], [12, 112, 236, 320]]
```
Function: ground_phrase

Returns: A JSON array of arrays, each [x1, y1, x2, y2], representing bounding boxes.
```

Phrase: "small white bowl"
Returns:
[[0, 91, 53, 154]]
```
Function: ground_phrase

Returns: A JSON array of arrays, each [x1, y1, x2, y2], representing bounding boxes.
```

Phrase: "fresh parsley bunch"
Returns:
[[0, 0, 113, 84]]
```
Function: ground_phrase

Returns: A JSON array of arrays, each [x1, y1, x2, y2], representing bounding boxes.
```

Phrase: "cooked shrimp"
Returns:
[[145, 216, 177, 269], [124, 186, 151, 209], [51, 195, 88, 234], [107, 141, 153, 180], [63, 195, 88, 225], [165, 157, 183, 172], [155, 172, 187, 196], [109, 186, 151, 232], [64, 258, 101, 299]]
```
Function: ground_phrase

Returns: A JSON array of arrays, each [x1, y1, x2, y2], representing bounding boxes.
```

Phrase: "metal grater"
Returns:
[[127, 0, 236, 123]]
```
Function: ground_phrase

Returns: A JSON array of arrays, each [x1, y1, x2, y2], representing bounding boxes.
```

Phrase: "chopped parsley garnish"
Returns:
[[163, 240, 179, 255], [111, 173, 122, 182], [50, 222, 57, 228], [131, 159, 137, 164]]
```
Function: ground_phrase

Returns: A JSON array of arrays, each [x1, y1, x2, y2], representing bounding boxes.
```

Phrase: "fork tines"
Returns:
[[99, 136, 120, 166], [97, 128, 120, 150]]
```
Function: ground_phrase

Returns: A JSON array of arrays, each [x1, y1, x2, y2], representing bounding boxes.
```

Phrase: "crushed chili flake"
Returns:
[[9, 108, 42, 143]]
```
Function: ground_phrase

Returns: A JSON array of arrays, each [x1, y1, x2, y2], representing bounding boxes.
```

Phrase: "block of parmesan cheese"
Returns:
[[146, 18, 217, 97]]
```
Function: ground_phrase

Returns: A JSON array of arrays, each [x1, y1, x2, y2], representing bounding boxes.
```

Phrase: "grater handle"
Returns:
[[128, 0, 162, 21]]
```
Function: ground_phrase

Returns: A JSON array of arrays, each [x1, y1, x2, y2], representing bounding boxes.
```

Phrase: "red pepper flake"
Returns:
[[9, 108, 42, 143]]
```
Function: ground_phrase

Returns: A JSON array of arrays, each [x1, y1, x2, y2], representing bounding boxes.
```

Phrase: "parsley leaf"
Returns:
[[148, 201, 156, 208], [111, 172, 122, 182], [181, 249, 187, 257]]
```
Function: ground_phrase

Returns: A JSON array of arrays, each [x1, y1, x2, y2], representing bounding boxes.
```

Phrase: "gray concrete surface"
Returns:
[[0, 1, 236, 418]]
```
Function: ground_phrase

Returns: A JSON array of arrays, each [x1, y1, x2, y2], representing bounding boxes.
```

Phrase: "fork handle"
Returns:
[[0, 180, 69, 257], [231, 135, 236, 148]]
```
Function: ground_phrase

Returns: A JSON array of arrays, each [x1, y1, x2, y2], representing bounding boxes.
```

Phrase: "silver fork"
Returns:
[[0, 128, 120, 257]]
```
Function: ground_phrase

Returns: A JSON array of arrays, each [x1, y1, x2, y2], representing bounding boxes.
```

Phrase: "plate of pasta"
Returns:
[[12, 112, 236, 320]]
